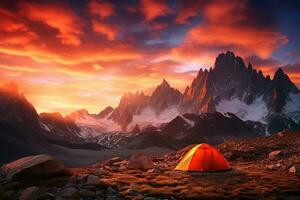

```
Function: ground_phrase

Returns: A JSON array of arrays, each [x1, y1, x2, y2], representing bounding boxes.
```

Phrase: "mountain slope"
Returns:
[[0, 83, 49, 163]]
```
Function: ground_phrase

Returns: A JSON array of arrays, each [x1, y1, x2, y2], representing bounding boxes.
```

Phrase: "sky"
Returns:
[[0, 0, 300, 115]]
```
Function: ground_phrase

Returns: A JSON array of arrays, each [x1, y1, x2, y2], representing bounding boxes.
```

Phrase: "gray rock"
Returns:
[[60, 187, 78, 198], [86, 175, 100, 185], [37, 192, 55, 200], [93, 168, 107, 176], [144, 197, 159, 200], [96, 190, 106, 197], [20, 186, 40, 200], [79, 189, 95, 197], [0, 154, 67, 182]]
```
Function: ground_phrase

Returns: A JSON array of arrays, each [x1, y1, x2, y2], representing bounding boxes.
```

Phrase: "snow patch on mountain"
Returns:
[[40, 122, 51, 132], [128, 107, 180, 130], [181, 115, 195, 127], [216, 96, 268, 122], [285, 93, 300, 122], [73, 113, 121, 137]]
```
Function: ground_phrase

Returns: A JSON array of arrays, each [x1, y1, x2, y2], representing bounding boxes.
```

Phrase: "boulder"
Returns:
[[127, 154, 155, 171], [93, 168, 108, 176], [86, 175, 100, 185], [79, 189, 95, 197], [268, 150, 281, 160], [0, 154, 67, 182], [289, 164, 300, 174], [60, 187, 78, 198], [106, 157, 122, 166]]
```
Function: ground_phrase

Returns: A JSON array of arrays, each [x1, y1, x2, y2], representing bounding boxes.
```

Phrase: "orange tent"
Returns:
[[175, 143, 231, 172]]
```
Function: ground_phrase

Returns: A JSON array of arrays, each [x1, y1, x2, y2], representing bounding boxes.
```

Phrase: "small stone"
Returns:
[[93, 168, 107, 176], [96, 190, 106, 197], [127, 154, 155, 171], [79, 189, 95, 197], [37, 192, 55, 200], [146, 168, 162, 174], [277, 132, 284, 137], [265, 164, 278, 170], [289, 164, 300, 174], [268, 150, 281, 160], [86, 175, 100, 185], [136, 193, 144, 199], [20, 186, 40, 200], [111, 166, 119, 172], [106, 157, 122, 165], [144, 197, 158, 200], [60, 187, 78, 198]]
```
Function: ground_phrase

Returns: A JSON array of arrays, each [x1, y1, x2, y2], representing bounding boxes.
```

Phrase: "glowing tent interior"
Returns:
[[175, 143, 231, 172]]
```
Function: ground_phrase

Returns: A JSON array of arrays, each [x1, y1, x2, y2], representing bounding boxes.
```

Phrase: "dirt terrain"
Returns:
[[1, 131, 300, 200]]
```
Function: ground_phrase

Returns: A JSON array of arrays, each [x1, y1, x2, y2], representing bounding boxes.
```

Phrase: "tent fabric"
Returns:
[[175, 143, 231, 172]]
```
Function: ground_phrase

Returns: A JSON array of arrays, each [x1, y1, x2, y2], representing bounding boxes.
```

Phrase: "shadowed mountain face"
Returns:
[[0, 83, 49, 163]]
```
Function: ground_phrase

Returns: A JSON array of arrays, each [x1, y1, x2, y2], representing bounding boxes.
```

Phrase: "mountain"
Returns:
[[109, 80, 182, 130], [46, 51, 299, 135], [179, 51, 300, 123], [109, 91, 149, 130], [0, 82, 49, 163], [0, 83, 105, 164], [39, 112, 82, 142], [149, 79, 182, 113], [96, 106, 114, 118], [104, 51, 299, 131]]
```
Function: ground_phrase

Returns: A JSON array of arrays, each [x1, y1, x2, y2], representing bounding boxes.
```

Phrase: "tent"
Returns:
[[175, 143, 231, 172]]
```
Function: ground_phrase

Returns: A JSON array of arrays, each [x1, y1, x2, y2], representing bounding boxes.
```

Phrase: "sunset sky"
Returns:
[[1, 0, 300, 115]]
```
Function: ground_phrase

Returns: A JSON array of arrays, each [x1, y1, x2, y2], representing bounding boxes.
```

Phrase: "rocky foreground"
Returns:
[[1, 131, 300, 200]]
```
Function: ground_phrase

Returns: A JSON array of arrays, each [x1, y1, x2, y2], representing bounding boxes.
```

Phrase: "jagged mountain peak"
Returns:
[[150, 79, 182, 113], [67, 109, 90, 121], [0, 82, 39, 130], [272, 68, 299, 93], [152, 79, 177, 94], [214, 51, 246, 73], [97, 106, 114, 118]]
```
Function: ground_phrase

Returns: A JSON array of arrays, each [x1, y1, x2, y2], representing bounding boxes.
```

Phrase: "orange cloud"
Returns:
[[89, 0, 116, 19], [20, 2, 83, 46], [165, 0, 288, 70], [92, 20, 118, 40], [0, 9, 38, 45], [140, 0, 171, 21]]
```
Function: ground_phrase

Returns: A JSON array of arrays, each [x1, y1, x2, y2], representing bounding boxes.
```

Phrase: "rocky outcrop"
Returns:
[[267, 68, 299, 113], [96, 106, 114, 118], [109, 91, 149, 130], [0, 154, 68, 182], [40, 112, 82, 142], [149, 79, 182, 113]]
